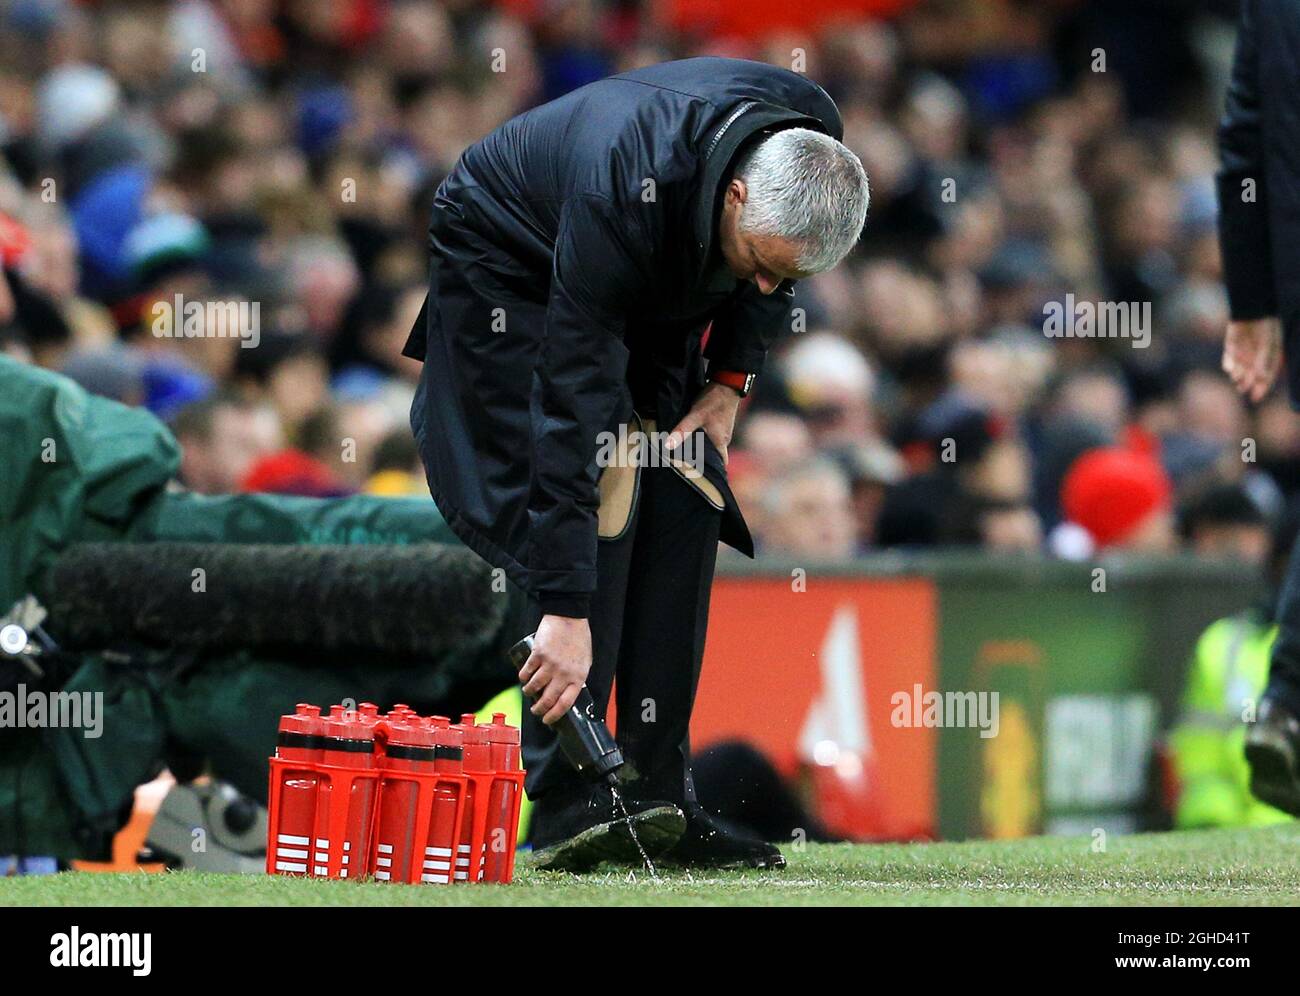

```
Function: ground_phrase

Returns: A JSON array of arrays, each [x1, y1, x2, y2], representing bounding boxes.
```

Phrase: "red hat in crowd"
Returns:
[[240, 449, 351, 498], [1061, 446, 1172, 549], [0, 213, 30, 267]]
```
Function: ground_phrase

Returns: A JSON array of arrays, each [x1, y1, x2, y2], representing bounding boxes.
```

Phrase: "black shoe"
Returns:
[[1245, 698, 1300, 816], [661, 806, 786, 870], [531, 790, 685, 873]]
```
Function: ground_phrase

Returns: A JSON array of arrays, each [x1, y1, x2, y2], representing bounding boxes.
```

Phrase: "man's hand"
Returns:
[[665, 381, 742, 466], [518, 614, 592, 725], [1223, 317, 1282, 403]]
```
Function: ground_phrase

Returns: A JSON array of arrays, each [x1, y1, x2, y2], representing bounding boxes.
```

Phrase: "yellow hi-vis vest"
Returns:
[[1170, 613, 1292, 828]]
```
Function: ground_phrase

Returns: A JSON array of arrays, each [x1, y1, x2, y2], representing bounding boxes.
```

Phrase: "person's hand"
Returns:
[[1223, 317, 1282, 403], [518, 614, 592, 725], [0, 271, 13, 325], [665, 381, 742, 466]]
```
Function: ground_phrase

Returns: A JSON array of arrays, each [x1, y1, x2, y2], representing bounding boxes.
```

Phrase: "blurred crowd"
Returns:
[[0, 0, 1287, 570]]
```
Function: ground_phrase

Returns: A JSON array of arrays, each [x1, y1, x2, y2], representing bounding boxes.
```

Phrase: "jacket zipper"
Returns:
[[705, 100, 757, 159]]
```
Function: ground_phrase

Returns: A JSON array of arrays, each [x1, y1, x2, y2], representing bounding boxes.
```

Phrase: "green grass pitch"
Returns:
[[3, 826, 1298, 906]]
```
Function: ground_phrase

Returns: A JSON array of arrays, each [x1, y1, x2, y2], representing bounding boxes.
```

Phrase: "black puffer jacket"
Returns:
[[405, 58, 843, 616]]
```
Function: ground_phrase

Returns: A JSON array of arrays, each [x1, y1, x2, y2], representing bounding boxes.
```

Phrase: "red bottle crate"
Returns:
[[267, 702, 524, 885]]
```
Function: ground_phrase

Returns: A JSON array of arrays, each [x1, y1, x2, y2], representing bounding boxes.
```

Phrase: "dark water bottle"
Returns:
[[509, 634, 623, 786]]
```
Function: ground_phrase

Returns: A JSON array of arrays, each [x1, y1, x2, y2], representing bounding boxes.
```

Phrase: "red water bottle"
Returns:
[[456, 713, 492, 882], [371, 718, 438, 883], [419, 717, 466, 884], [267, 703, 324, 876], [314, 706, 378, 878], [481, 713, 523, 883]]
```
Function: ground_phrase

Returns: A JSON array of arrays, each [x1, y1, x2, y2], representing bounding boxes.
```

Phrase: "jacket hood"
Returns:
[[691, 100, 839, 284]]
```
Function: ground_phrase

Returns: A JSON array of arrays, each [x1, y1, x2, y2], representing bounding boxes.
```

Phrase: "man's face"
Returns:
[[1192, 524, 1271, 566], [768, 472, 857, 559], [180, 405, 268, 494], [719, 179, 811, 294]]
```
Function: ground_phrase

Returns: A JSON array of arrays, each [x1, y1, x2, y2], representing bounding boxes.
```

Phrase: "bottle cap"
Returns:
[[455, 713, 489, 745], [279, 702, 323, 736], [322, 708, 374, 744], [385, 718, 437, 749], [434, 721, 464, 750], [482, 712, 520, 745]]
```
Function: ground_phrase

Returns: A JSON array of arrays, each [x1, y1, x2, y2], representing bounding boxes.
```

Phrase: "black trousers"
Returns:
[[1269, 544, 1300, 714], [521, 460, 721, 821]]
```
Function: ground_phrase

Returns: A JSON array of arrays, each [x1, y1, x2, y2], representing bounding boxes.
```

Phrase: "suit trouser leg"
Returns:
[[521, 497, 636, 810], [613, 464, 721, 809], [521, 461, 721, 828], [1268, 540, 1300, 715]]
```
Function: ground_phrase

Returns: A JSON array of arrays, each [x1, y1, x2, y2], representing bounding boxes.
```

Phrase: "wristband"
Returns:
[[710, 369, 756, 397]]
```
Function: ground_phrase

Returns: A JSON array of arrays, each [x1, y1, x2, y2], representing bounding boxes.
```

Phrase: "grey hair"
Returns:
[[733, 127, 870, 274]]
